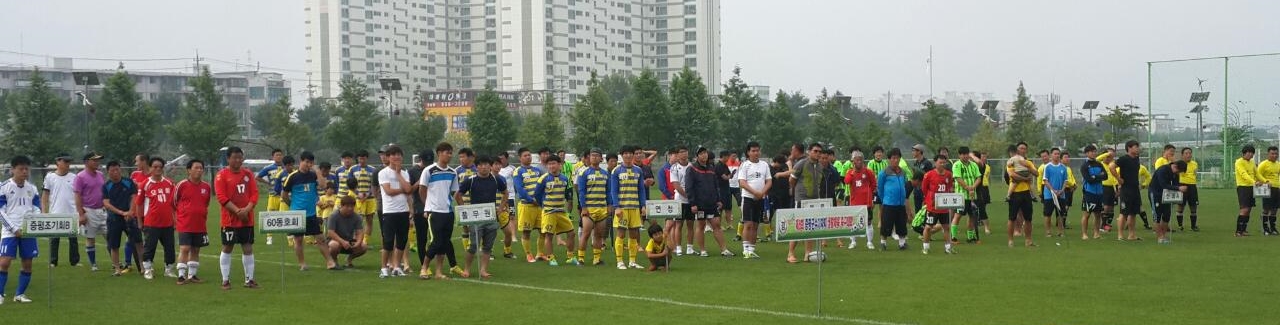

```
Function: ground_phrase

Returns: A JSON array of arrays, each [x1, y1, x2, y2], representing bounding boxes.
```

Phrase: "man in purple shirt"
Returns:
[[73, 152, 108, 271]]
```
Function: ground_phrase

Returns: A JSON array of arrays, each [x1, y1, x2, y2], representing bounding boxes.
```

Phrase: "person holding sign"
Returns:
[[610, 146, 648, 269], [534, 156, 579, 266], [136, 157, 177, 280], [576, 149, 611, 265], [513, 148, 546, 263], [282, 152, 328, 272], [174, 160, 212, 284], [216, 147, 260, 290], [1257, 146, 1280, 236], [921, 155, 956, 255], [1041, 148, 1069, 238], [1234, 145, 1261, 237], [1149, 161, 1187, 244], [736, 142, 772, 259], [686, 148, 733, 257], [102, 161, 142, 276], [877, 149, 912, 251], [418, 143, 460, 280], [0, 156, 39, 304], [455, 155, 506, 278]]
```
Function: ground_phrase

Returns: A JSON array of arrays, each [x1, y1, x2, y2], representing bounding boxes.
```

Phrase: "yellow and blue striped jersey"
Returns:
[[456, 165, 478, 204], [535, 173, 570, 213], [577, 166, 610, 208], [347, 165, 378, 197], [513, 165, 544, 204], [610, 165, 647, 209]]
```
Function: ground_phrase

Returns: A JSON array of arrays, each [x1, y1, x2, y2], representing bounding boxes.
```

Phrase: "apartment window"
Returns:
[[461, 80, 473, 88], [684, 31, 696, 41], [460, 32, 472, 40], [545, 8, 552, 18], [656, 32, 667, 41], [486, 43, 496, 51], [366, 24, 374, 32], [460, 20, 471, 28], [685, 17, 696, 27], [365, 0, 372, 5], [656, 58, 668, 68], [684, 57, 697, 67], [342, 61, 351, 70], [656, 6, 667, 15], [486, 30, 496, 39], [365, 11, 373, 19], [342, 22, 350, 31], [429, 67, 436, 74], [341, 35, 349, 44], [366, 49, 375, 57], [487, 67, 497, 76], [366, 62, 376, 71], [428, 42, 436, 50], [486, 18, 496, 28], [341, 48, 350, 57], [685, 4, 696, 15], [460, 7, 470, 15], [428, 17, 434, 25], [656, 46, 668, 55], [486, 55, 497, 64], [685, 44, 696, 54], [462, 68, 472, 77], [486, 7, 496, 15], [656, 19, 667, 29], [365, 36, 374, 45], [342, 8, 349, 18]]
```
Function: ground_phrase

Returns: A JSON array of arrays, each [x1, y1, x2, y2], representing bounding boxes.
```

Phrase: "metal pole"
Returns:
[[1147, 62, 1153, 157], [1223, 57, 1230, 182], [280, 236, 286, 293], [815, 244, 824, 317]]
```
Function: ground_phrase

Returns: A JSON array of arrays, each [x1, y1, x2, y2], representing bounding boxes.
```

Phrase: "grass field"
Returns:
[[2, 182, 1275, 325]]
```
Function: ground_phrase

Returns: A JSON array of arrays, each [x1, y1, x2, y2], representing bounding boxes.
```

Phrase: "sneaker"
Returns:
[[176, 276, 188, 285], [922, 248, 929, 255], [503, 253, 515, 259], [266, 236, 273, 245], [685, 244, 694, 253], [617, 262, 627, 270], [143, 268, 154, 280], [91, 265, 99, 272], [379, 268, 390, 279], [898, 243, 908, 251], [847, 242, 857, 249], [628, 262, 644, 269], [721, 250, 735, 257], [867, 243, 876, 251], [674, 246, 683, 256], [450, 266, 465, 276], [946, 246, 956, 254], [879, 242, 888, 251], [1192, 226, 1200, 232], [12, 294, 32, 303], [746, 251, 761, 259], [392, 268, 406, 277], [566, 258, 581, 266], [112, 268, 123, 277], [221, 280, 232, 290], [244, 280, 260, 289], [120, 266, 131, 274], [188, 276, 204, 284], [699, 251, 709, 257], [593, 257, 603, 266], [164, 266, 177, 278], [549, 260, 560, 267]]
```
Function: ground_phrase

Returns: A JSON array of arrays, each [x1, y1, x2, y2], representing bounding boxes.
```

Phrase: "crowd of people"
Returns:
[[1, 138, 1278, 303]]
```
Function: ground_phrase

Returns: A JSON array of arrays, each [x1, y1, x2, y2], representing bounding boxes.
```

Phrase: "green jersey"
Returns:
[[951, 160, 981, 200]]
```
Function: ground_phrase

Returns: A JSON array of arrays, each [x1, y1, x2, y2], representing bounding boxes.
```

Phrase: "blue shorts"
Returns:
[[0, 237, 39, 259]]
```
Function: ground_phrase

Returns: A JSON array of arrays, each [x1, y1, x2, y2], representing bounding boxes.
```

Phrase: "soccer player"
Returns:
[[1177, 147, 1200, 232], [1, 156, 40, 303], [102, 161, 142, 276], [1233, 146, 1261, 236], [686, 148, 732, 257], [376, 146, 413, 278], [136, 157, 176, 280], [951, 147, 982, 243], [455, 148, 478, 253], [1080, 145, 1108, 240], [1041, 149, 1069, 238], [667, 146, 691, 256], [1007, 142, 1038, 247], [407, 151, 429, 260], [1113, 141, 1144, 241], [513, 147, 546, 262], [456, 155, 507, 278], [335, 152, 355, 197], [737, 141, 772, 258], [1149, 161, 1187, 244], [43, 154, 81, 268], [910, 144, 935, 212], [216, 147, 260, 290], [1097, 149, 1120, 232], [282, 152, 327, 271], [173, 159, 211, 284], [325, 196, 367, 269], [610, 146, 648, 269], [974, 151, 993, 235], [921, 155, 956, 254], [715, 151, 735, 232], [73, 153, 109, 270], [844, 149, 877, 249], [256, 149, 285, 246], [348, 150, 379, 246], [1154, 144, 1176, 169], [496, 152, 518, 258], [577, 149, 611, 265], [1058, 150, 1077, 231], [535, 156, 578, 266], [418, 143, 460, 279], [877, 149, 912, 250], [1258, 146, 1280, 236], [787, 143, 825, 263]]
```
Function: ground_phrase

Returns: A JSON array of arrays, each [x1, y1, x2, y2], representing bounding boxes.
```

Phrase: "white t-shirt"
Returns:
[[736, 159, 771, 199], [418, 163, 460, 213], [378, 167, 411, 214], [669, 162, 689, 203], [1, 180, 40, 238], [499, 165, 516, 197], [43, 171, 78, 214]]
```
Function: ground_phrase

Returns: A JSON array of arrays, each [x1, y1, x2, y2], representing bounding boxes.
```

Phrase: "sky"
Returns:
[[1, 0, 1277, 125]]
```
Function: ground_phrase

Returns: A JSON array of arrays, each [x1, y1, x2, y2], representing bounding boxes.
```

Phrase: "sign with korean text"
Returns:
[[799, 199, 832, 209], [645, 200, 680, 219], [934, 192, 965, 210], [457, 203, 498, 226], [1161, 189, 1184, 204], [259, 211, 306, 234], [774, 206, 869, 242], [21, 213, 77, 238], [1254, 185, 1272, 199]]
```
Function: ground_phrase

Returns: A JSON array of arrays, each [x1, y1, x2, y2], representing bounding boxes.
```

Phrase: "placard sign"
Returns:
[[21, 213, 78, 238], [1255, 185, 1272, 199], [934, 192, 965, 210], [799, 199, 832, 209], [774, 206, 868, 242], [258, 211, 306, 234], [457, 203, 498, 226], [1161, 189, 1184, 204], [645, 200, 680, 219]]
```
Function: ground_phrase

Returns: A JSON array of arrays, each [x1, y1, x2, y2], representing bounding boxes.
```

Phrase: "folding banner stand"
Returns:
[[24, 213, 78, 308], [774, 205, 867, 317], [258, 211, 305, 293]]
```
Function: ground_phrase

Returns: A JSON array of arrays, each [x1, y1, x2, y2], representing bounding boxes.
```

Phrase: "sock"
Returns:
[[923, 242, 931, 251], [629, 239, 640, 262], [503, 243, 512, 255], [1176, 213, 1184, 227], [591, 248, 602, 260], [86, 245, 97, 266], [461, 235, 471, 253], [1191, 214, 1198, 227], [177, 262, 188, 278], [243, 254, 256, 281], [736, 223, 744, 237], [219, 252, 231, 282], [17, 271, 31, 295], [125, 244, 134, 264], [1103, 213, 1114, 227], [763, 223, 774, 237], [536, 234, 544, 257], [189, 261, 200, 278], [577, 249, 585, 260], [898, 237, 907, 246], [614, 237, 625, 262], [0, 271, 7, 294], [1237, 215, 1247, 232], [950, 225, 958, 239], [1139, 212, 1150, 227]]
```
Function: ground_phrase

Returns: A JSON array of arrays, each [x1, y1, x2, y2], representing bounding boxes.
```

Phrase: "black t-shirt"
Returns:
[[714, 162, 731, 193], [768, 164, 791, 203], [408, 165, 425, 213], [459, 174, 506, 205], [1116, 154, 1141, 190], [103, 178, 136, 216], [913, 158, 934, 182]]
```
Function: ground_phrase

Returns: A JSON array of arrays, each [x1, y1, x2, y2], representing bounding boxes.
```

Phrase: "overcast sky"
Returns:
[[1, 0, 1277, 124]]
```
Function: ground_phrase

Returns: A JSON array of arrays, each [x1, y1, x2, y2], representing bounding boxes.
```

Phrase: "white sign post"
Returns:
[[1162, 189, 1184, 204], [259, 211, 305, 292], [771, 205, 869, 317], [1254, 185, 1272, 199], [457, 203, 498, 226], [798, 199, 832, 209], [24, 213, 77, 308], [934, 192, 965, 210], [645, 200, 680, 220]]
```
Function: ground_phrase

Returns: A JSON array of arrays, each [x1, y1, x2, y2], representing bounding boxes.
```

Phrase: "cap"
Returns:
[[55, 153, 73, 162], [378, 143, 395, 154], [912, 144, 926, 152], [589, 147, 603, 154], [83, 152, 104, 161]]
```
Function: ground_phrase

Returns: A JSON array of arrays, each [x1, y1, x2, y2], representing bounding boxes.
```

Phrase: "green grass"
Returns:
[[3, 183, 1274, 325]]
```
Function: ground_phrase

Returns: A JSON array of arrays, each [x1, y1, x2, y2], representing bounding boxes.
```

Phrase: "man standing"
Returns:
[[686, 148, 732, 257], [535, 156, 578, 266], [1006, 142, 1037, 247], [513, 148, 546, 262], [377, 146, 413, 278], [736, 142, 771, 259], [136, 157, 177, 280], [787, 144, 825, 263], [610, 146, 648, 269], [1079, 145, 1108, 240], [910, 144, 935, 212], [282, 152, 328, 271], [455, 156, 506, 278], [74, 152, 110, 271], [877, 149, 912, 250], [1149, 161, 1187, 244], [454, 148, 478, 254], [1041, 149, 1069, 238], [0, 156, 40, 303], [495, 152, 517, 258], [921, 155, 956, 254], [102, 161, 142, 276], [348, 150, 379, 247], [576, 149, 611, 265], [256, 149, 284, 246], [43, 154, 81, 268], [844, 149, 876, 249], [419, 143, 460, 279], [1177, 147, 1200, 232], [1113, 141, 1144, 241], [1233, 146, 1261, 236], [951, 147, 982, 243], [1257, 147, 1279, 236], [216, 147, 260, 290], [666, 146, 691, 256], [174, 159, 211, 284]]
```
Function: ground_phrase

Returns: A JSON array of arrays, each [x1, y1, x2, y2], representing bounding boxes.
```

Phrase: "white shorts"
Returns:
[[82, 208, 108, 238]]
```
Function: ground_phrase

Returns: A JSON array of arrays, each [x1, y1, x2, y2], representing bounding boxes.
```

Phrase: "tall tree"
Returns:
[[326, 78, 384, 153], [785, 91, 812, 129], [718, 66, 764, 149], [1056, 118, 1102, 152], [394, 108, 447, 156], [296, 97, 331, 148], [468, 87, 517, 154], [809, 89, 845, 147], [0, 68, 70, 163], [970, 120, 1007, 159], [669, 67, 715, 147], [517, 95, 566, 151], [599, 73, 634, 108], [152, 93, 183, 146], [1004, 82, 1050, 149], [902, 100, 958, 152], [569, 72, 617, 152], [1098, 105, 1147, 145], [94, 71, 160, 161], [168, 67, 239, 162], [621, 69, 672, 149], [259, 96, 312, 154], [956, 99, 984, 138], [845, 108, 892, 151], [758, 91, 800, 155]]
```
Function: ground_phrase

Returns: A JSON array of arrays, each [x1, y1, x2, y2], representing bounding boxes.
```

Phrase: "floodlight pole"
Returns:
[[1223, 57, 1229, 181], [1147, 62, 1153, 157]]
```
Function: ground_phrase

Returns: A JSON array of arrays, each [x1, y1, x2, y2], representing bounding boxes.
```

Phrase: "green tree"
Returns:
[[599, 73, 634, 107], [570, 72, 617, 152], [393, 108, 447, 156], [168, 67, 239, 162], [956, 100, 984, 139], [1098, 105, 1147, 145], [94, 71, 160, 161], [621, 69, 672, 149], [468, 87, 517, 154], [0, 68, 70, 163], [296, 97, 331, 148], [970, 120, 1007, 159], [326, 78, 384, 153], [669, 67, 715, 147], [1005, 82, 1050, 149], [152, 93, 182, 146], [785, 91, 813, 129], [758, 91, 800, 155], [809, 89, 845, 147], [517, 95, 566, 151], [718, 66, 764, 149], [1056, 119, 1101, 152], [845, 108, 892, 151], [902, 100, 957, 152], [259, 96, 312, 154]]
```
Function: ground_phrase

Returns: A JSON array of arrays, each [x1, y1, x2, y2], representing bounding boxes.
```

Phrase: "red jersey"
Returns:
[[844, 167, 877, 206], [174, 179, 211, 233], [216, 167, 258, 228], [921, 169, 954, 214], [130, 170, 149, 193], [135, 177, 176, 228]]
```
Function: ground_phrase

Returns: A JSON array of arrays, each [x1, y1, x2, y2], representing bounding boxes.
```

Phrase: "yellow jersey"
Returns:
[[317, 194, 336, 218], [1179, 160, 1198, 185], [456, 165, 478, 205], [1236, 158, 1260, 187], [1258, 159, 1280, 185], [646, 238, 666, 254], [1154, 156, 1171, 169], [1006, 158, 1035, 193], [1098, 152, 1119, 187], [1139, 165, 1151, 188]]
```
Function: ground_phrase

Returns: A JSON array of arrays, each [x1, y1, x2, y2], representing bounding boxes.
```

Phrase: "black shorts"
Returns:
[[741, 198, 765, 223], [220, 227, 255, 245], [1082, 192, 1104, 213], [178, 232, 210, 247], [976, 186, 991, 205], [719, 192, 734, 212], [1007, 191, 1034, 221], [1179, 184, 1199, 206], [678, 203, 694, 221], [956, 200, 975, 216], [1103, 187, 1118, 206], [106, 214, 142, 250], [1237, 186, 1256, 208], [925, 213, 950, 226], [1043, 200, 1067, 217], [1062, 190, 1074, 206], [290, 218, 323, 236], [1120, 187, 1142, 215], [1264, 187, 1280, 210], [693, 206, 717, 220], [649, 256, 668, 268]]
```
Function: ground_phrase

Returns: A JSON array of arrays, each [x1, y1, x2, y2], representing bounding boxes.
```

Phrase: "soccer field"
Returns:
[[3, 183, 1273, 325]]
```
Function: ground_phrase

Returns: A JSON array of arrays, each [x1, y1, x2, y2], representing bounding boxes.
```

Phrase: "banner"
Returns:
[[774, 206, 868, 242], [21, 213, 78, 238]]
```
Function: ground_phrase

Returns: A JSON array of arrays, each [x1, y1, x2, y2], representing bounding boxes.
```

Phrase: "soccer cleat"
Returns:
[[503, 253, 516, 259], [674, 246, 683, 256], [222, 281, 232, 290], [549, 260, 560, 267], [91, 265, 99, 272], [879, 242, 888, 251], [922, 248, 929, 255], [379, 268, 390, 279], [143, 268, 155, 280], [450, 266, 465, 276], [12, 295, 33, 303], [112, 268, 123, 277], [686, 244, 694, 254], [945, 246, 956, 254], [898, 243, 908, 251], [617, 262, 627, 270], [847, 241, 857, 249], [1191, 226, 1200, 232], [746, 251, 761, 259], [593, 257, 603, 266], [699, 251, 709, 257], [721, 250, 735, 257], [567, 258, 581, 266], [266, 235, 274, 245], [188, 276, 204, 284], [629, 262, 644, 269], [176, 276, 188, 285], [392, 268, 406, 277], [244, 280, 260, 289], [164, 266, 178, 278]]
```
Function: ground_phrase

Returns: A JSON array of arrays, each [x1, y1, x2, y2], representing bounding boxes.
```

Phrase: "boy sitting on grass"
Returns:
[[645, 225, 669, 272]]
